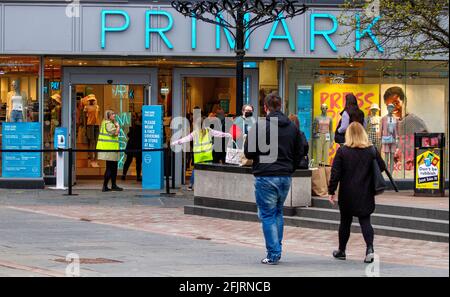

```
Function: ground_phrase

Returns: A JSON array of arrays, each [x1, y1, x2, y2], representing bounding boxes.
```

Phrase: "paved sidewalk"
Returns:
[[0, 188, 448, 276], [0, 207, 447, 277]]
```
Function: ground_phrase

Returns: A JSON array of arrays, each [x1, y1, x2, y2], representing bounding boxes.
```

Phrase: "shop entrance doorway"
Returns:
[[62, 67, 158, 189], [71, 84, 146, 187], [172, 68, 259, 186]]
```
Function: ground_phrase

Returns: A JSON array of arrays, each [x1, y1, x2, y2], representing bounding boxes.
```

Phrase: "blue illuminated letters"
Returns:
[[215, 13, 250, 50], [101, 10, 130, 49], [355, 13, 384, 53], [264, 13, 295, 51], [310, 13, 338, 52], [146, 11, 174, 49]]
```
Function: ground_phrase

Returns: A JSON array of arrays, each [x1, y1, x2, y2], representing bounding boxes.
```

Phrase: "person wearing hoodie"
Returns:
[[244, 92, 302, 265]]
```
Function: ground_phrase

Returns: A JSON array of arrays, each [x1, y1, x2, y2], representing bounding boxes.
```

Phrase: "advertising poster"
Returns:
[[313, 83, 380, 164], [142, 105, 164, 190], [296, 85, 312, 141], [2, 122, 42, 178], [380, 84, 444, 179], [415, 150, 440, 190]]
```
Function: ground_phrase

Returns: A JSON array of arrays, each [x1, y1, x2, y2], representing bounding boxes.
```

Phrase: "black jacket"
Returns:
[[244, 111, 302, 177], [328, 145, 386, 217]]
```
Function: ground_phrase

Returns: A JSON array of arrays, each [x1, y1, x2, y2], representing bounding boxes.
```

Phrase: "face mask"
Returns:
[[244, 112, 253, 117]]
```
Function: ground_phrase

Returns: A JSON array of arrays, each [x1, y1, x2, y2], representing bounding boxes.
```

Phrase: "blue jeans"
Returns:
[[10, 110, 23, 122], [255, 176, 292, 262], [190, 169, 194, 186]]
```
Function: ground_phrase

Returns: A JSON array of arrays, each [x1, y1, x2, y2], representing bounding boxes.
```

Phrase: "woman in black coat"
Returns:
[[328, 122, 386, 263]]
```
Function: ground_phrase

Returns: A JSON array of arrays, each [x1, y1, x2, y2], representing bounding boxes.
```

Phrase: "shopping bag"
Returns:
[[311, 167, 328, 197], [226, 139, 244, 165]]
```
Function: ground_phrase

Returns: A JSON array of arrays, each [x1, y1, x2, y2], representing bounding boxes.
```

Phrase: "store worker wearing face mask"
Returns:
[[232, 104, 257, 148], [233, 105, 256, 134]]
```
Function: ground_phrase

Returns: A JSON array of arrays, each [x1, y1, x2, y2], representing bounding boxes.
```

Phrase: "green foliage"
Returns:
[[339, 0, 449, 60]]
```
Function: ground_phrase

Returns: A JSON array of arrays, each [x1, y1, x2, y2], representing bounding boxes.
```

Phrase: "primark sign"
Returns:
[[100, 9, 384, 56]]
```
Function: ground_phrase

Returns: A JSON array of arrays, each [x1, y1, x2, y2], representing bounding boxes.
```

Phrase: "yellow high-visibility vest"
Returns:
[[193, 129, 213, 164], [96, 120, 119, 151]]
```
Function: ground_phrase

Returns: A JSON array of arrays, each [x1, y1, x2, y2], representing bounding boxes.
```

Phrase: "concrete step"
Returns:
[[296, 207, 449, 234], [185, 205, 449, 243], [312, 197, 449, 221]]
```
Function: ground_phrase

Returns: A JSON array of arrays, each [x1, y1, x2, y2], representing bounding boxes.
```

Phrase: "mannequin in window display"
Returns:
[[6, 79, 28, 122], [84, 94, 100, 168], [365, 103, 381, 151], [50, 93, 62, 139], [313, 103, 333, 166], [381, 103, 399, 173]]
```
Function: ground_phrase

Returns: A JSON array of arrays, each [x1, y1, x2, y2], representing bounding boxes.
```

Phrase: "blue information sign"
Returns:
[[297, 85, 313, 141], [54, 127, 68, 149], [2, 122, 42, 178], [142, 105, 164, 190]]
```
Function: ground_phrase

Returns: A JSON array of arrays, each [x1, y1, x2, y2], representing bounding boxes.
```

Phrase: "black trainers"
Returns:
[[111, 186, 123, 191], [333, 250, 346, 260], [364, 246, 375, 263], [102, 186, 111, 192], [261, 258, 279, 265]]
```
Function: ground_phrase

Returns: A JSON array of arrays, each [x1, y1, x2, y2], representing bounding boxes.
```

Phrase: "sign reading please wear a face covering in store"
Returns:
[[313, 83, 380, 165], [142, 105, 164, 190], [415, 150, 440, 190]]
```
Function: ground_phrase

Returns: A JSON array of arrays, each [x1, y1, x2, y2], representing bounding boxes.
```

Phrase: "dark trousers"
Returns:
[[104, 161, 118, 188], [339, 213, 374, 251], [122, 152, 142, 178]]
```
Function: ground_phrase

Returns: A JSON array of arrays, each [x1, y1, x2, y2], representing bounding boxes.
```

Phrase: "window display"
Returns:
[[6, 79, 28, 122], [0, 56, 40, 178], [313, 103, 333, 166], [380, 103, 399, 174], [365, 103, 381, 151], [84, 94, 101, 167]]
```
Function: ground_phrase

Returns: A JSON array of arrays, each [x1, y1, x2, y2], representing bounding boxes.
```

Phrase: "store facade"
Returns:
[[0, 1, 448, 188]]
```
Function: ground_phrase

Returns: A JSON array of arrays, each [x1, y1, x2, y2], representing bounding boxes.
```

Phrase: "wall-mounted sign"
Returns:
[[2, 123, 42, 178]]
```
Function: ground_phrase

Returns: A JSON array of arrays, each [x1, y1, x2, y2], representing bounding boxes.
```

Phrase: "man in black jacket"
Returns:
[[244, 92, 302, 265]]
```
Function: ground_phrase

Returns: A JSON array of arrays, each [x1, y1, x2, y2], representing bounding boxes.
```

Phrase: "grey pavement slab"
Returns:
[[0, 208, 447, 277]]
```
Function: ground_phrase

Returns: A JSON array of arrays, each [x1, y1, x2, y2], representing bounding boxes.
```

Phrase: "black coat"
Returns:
[[328, 145, 386, 217], [244, 111, 302, 176]]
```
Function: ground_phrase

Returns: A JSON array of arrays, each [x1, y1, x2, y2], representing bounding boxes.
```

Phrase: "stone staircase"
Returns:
[[185, 196, 449, 243]]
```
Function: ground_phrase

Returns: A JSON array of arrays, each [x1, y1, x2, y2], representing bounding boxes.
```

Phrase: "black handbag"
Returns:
[[371, 146, 386, 195], [334, 119, 345, 144]]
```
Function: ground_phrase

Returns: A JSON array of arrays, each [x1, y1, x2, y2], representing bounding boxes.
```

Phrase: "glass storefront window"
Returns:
[[286, 59, 449, 181], [43, 58, 62, 177], [0, 56, 41, 178]]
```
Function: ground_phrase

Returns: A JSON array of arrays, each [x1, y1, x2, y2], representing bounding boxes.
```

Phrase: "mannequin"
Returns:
[[313, 103, 333, 166], [50, 93, 62, 138], [381, 103, 399, 173], [84, 94, 101, 167], [365, 103, 381, 151], [6, 79, 28, 122]]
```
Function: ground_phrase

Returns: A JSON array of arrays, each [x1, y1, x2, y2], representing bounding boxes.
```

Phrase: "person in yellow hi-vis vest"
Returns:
[[97, 110, 123, 192], [172, 119, 231, 191]]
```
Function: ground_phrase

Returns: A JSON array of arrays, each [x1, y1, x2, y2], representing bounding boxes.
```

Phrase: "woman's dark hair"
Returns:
[[343, 93, 364, 125], [344, 93, 359, 113]]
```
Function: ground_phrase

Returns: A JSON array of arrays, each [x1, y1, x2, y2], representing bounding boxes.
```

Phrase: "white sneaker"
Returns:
[[91, 161, 100, 168]]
